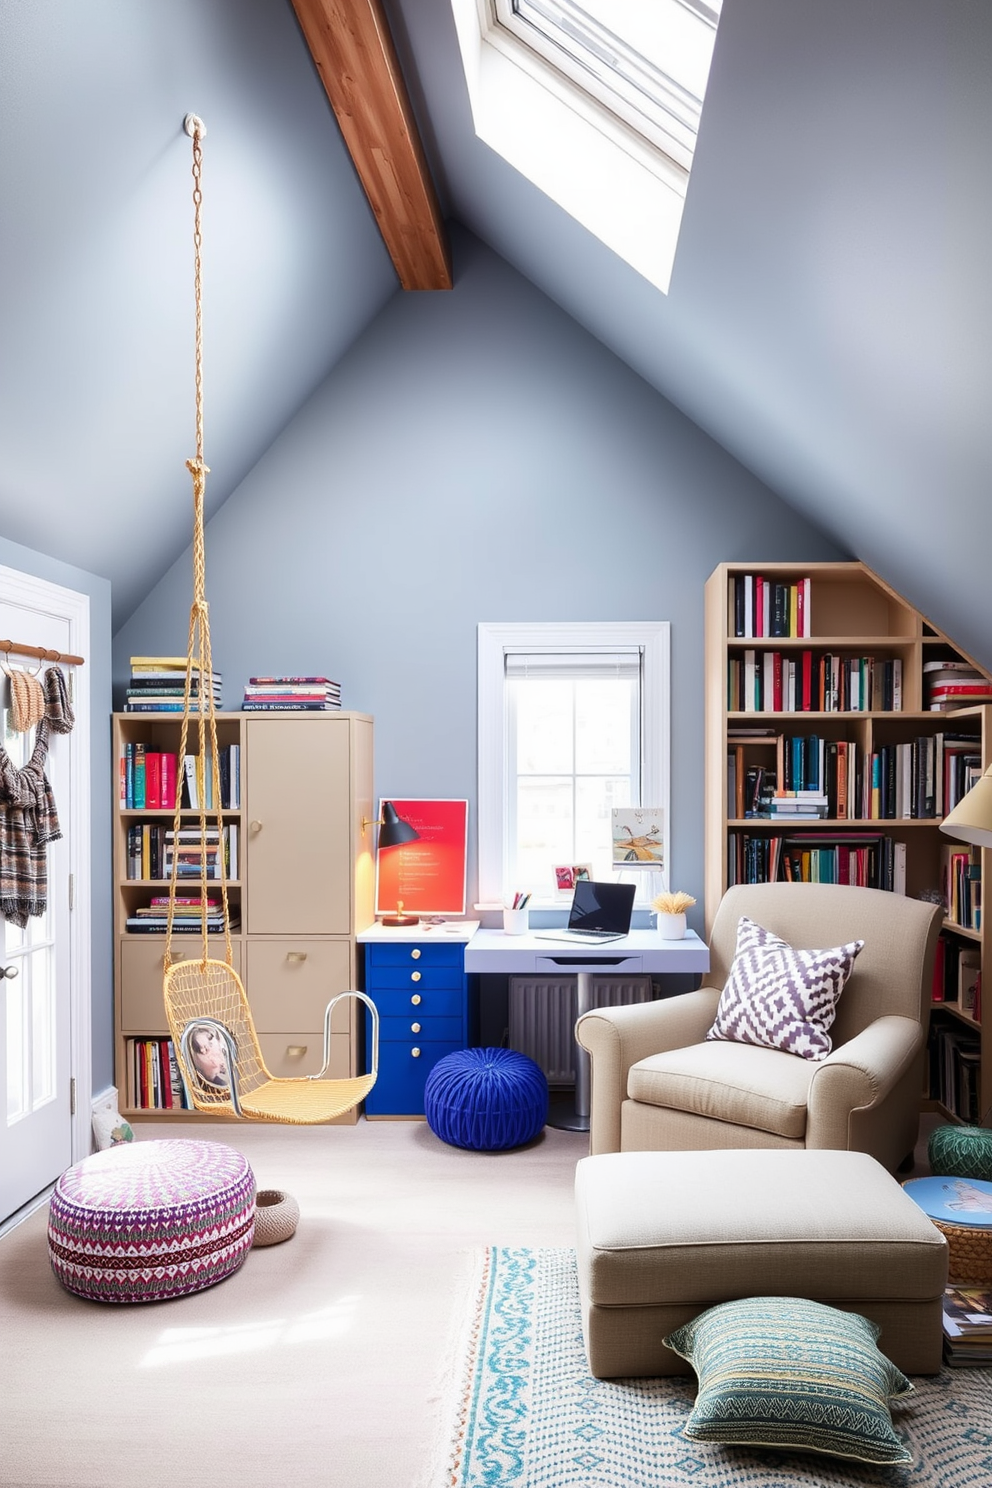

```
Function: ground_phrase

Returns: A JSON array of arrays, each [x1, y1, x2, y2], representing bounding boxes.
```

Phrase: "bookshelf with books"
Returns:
[[113, 710, 375, 1121], [705, 561, 992, 1127]]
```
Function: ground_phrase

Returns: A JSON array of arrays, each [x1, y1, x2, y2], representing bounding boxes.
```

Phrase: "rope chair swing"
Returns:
[[162, 115, 378, 1122]]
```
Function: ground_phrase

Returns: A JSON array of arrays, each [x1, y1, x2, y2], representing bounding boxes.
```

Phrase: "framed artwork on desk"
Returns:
[[374, 798, 469, 917]]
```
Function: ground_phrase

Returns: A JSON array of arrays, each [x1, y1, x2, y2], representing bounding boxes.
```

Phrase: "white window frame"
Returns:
[[487, 0, 715, 173], [477, 621, 670, 908]]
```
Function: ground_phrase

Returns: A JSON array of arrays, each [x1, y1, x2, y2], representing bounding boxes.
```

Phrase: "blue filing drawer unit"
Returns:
[[363, 942, 472, 1116]]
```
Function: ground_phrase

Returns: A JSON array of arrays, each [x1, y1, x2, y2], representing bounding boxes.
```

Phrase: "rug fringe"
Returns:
[[421, 1246, 491, 1488]]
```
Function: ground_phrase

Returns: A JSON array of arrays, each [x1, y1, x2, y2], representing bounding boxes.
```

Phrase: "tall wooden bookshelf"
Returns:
[[704, 561, 991, 1127], [112, 710, 375, 1121]]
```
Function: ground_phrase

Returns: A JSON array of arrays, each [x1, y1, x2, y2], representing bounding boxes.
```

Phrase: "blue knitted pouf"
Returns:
[[424, 1048, 549, 1151]]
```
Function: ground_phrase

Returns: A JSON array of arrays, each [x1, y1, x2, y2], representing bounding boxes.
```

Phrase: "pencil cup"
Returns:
[[503, 908, 529, 935]]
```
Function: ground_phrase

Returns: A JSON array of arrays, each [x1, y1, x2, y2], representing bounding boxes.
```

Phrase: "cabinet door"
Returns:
[[257, 1031, 350, 1080], [120, 938, 242, 1033], [246, 939, 353, 1034], [244, 719, 352, 934]]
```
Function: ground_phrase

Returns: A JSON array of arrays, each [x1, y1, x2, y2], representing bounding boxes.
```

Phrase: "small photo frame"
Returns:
[[187, 1024, 231, 1092], [553, 863, 593, 896]]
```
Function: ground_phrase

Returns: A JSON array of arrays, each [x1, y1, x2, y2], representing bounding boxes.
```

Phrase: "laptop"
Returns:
[[536, 879, 636, 944]]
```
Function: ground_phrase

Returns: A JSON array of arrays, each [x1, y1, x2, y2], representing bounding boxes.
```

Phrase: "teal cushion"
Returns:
[[664, 1297, 913, 1466]]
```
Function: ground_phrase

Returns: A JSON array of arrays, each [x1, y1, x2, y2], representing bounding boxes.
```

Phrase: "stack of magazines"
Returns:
[[241, 676, 341, 711], [125, 655, 223, 712], [942, 1285, 992, 1365]]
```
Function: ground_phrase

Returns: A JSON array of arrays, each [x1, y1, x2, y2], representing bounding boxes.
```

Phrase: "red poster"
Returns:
[[374, 799, 468, 916]]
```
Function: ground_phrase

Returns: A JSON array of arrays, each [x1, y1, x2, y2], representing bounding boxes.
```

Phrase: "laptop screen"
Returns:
[[568, 879, 636, 934]]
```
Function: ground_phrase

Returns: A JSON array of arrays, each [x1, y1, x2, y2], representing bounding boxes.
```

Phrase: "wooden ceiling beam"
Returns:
[[290, 0, 452, 291]]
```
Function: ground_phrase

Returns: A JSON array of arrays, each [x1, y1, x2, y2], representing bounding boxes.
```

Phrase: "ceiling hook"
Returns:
[[184, 114, 207, 140]]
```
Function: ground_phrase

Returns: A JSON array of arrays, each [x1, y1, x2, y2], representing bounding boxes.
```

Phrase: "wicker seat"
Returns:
[[164, 957, 378, 1123]]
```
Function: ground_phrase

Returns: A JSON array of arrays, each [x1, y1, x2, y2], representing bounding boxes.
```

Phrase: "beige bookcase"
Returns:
[[112, 710, 375, 1121], [704, 561, 991, 1126]]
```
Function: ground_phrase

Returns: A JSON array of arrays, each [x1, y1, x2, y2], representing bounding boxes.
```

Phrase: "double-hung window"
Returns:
[[478, 622, 670, 907]]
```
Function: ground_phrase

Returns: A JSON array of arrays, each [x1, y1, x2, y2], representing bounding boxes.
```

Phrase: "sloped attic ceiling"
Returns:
[[1, 0, 989, 663], [0, 0, 400, 624], [382, 0, 991, 665]]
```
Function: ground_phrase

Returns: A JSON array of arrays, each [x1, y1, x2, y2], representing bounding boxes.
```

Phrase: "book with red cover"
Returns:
[[772, 651, 783, 712], [144, 752, 162, 809], [161, 752, 177, 810]]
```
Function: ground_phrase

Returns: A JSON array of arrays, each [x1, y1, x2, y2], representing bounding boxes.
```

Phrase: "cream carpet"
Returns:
[[0, 1119, 587, 1488]]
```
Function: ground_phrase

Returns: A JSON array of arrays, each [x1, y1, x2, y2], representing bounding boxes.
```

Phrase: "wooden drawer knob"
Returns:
[[411, 1047, 421, 1058], [410, 1022, 421, 1033], [410, 948, 421, 960], [410, 970, 422, 982], [410, 993, 422, 1005]]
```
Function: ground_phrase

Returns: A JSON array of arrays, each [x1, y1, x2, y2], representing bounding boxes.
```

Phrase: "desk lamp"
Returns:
[[364, 801, 421, 926]]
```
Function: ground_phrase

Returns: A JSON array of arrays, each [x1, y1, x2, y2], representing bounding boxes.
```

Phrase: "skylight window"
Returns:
[[488, 1, 721, 172], [450, 0, 724, 292]]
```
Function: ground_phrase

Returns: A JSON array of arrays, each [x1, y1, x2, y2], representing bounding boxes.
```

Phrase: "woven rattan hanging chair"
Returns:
[[161, 117, 378, 1123]]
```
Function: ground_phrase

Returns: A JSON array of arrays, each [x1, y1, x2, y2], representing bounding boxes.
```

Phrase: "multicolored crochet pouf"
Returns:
[[48, 1139, 255, 1303], [424, 1047, 548, 1151]]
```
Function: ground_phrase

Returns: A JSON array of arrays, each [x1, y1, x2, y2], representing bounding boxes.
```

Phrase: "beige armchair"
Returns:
[[575, 882, 942, 1172]]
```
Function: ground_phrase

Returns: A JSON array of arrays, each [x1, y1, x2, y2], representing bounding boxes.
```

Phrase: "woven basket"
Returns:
[[931, 1218, 992, 1285], [251, 1189, 300, 1247]]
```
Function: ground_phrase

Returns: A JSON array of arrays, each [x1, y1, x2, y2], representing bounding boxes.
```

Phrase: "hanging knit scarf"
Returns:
[[43, 666, 75, 733], [0, 720, 63, 927]]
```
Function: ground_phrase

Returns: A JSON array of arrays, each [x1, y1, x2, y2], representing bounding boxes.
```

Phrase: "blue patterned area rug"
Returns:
[[439, 1247, 992, 1488]]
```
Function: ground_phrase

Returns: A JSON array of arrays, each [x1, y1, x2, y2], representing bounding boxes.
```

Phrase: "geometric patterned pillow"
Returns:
[[663, 1296, 914, 1465], [705, 915, 864, 1062]]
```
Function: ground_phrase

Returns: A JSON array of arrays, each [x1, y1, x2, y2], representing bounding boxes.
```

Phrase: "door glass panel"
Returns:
[[5, 979, 25, 1122]]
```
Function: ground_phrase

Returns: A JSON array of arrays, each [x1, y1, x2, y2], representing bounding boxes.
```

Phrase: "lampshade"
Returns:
[[940, 765, 992, 848], [377, 800, 420, 850]]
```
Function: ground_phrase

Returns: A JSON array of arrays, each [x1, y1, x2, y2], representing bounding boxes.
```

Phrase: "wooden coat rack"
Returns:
[[0, 639, 85, 668]]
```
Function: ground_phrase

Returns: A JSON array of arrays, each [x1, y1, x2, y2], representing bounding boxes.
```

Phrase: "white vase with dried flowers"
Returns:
[[652, 890, 696, 940]]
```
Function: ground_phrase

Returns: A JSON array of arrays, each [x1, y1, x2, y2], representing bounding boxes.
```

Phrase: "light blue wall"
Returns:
[[0, 536, 113, 1092], [115, 227, 850, 931]]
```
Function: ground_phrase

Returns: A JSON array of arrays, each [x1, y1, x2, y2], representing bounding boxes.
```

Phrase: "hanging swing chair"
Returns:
[[162, 115, 378, 1122]]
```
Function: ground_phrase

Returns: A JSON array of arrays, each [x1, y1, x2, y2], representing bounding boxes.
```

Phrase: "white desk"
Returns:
[[464, 928, 710, 1131]]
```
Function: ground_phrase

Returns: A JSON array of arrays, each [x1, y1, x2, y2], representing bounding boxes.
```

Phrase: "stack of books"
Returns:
[[942, 1285, 992, 1365], [163, 825, 239, 881], [125, 656, 223, 713], [241, 676, 341, 711], [926, 659, 992, 711], [125, 894, 237, 934], [767, 791, 830, 821]]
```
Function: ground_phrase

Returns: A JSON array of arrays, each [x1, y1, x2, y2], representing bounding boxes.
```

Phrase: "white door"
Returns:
[[0, 579, 84, 1222]]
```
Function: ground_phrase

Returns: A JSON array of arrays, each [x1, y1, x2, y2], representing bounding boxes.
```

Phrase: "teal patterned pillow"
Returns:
[[664, 1297, 913, 1465]]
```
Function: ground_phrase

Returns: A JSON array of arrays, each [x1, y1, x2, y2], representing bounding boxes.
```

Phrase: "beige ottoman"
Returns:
[[575, 1148, 948, 1378]]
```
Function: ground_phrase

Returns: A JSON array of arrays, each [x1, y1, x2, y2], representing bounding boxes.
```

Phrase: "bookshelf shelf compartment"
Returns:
[[707, 561, 991, 1127]]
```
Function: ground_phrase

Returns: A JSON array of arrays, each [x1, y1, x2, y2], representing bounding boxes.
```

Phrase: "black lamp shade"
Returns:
[[378, 801, 420, 850]]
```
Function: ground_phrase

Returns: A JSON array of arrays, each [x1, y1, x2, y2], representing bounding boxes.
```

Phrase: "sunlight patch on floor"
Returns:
[[140, 1295, 361, 1367]]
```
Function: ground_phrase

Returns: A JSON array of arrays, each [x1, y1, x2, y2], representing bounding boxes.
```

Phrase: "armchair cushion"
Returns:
[[628, 1040, 815, 1140], [706, 915, 864, 1061]]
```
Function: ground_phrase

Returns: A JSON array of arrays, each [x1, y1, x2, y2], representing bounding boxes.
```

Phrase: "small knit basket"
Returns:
[[251, 1189, 300, 1247]]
